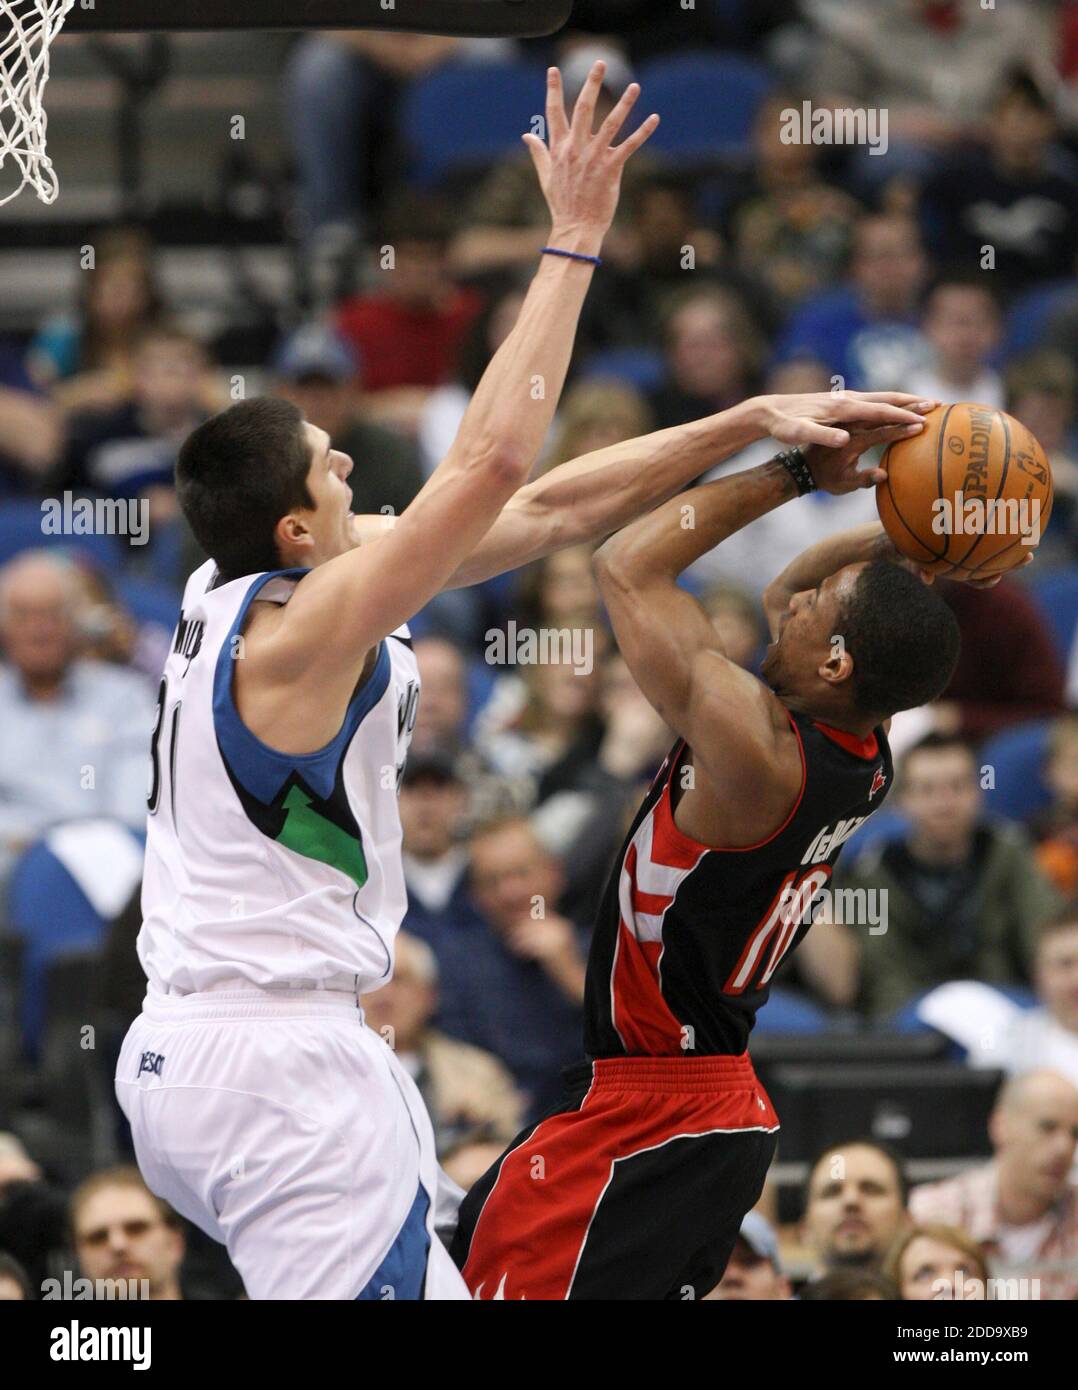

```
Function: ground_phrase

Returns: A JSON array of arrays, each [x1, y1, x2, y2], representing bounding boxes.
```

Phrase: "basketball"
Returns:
[[876, 402, 1053, 578]]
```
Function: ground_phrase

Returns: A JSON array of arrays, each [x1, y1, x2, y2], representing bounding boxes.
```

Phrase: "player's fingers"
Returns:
[[800, 422, 851, 448], [522, 132, 551, 181], [545, 67, 570, 144], [614, 111, 660, 162], [832, 401, 927, 428], [861, 422, 925, 449], [596, 81, 640, 148], [844, 391, 939, 412], [570, 60, 606, 139]]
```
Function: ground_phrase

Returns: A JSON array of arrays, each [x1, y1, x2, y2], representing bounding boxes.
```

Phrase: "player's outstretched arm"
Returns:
[[276, 64, 659, 678], [439, 391, 936, 588], [593, 407, 928, 805]]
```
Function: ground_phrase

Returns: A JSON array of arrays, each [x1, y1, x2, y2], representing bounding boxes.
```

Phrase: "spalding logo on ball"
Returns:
[[877, 402, 1053, 578]]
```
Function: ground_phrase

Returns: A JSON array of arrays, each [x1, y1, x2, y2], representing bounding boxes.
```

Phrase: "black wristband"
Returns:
[[777, 446, 817, 496]]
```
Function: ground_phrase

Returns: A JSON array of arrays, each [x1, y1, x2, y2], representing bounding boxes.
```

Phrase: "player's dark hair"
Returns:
[[176, 397, 314, 584], [804, 1137, 911, 1211], [837, 562, 960, 720]]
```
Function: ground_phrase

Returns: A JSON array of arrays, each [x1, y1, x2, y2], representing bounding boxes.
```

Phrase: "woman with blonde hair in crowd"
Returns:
[[884, 1224, 990, 1301], [542, 377, 654, 470]]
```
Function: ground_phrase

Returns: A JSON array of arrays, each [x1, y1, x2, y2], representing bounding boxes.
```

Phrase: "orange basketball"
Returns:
[[876, 402, 1053, 578]]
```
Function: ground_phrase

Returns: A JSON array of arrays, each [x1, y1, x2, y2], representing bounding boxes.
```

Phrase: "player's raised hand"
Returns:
[[804, 421, 930, 495], [758, 390, 937, 450], [523, 63, 660, 241]]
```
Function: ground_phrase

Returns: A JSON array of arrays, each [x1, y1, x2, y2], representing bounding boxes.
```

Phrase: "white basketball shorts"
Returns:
[[115, 984, 469, 1300]]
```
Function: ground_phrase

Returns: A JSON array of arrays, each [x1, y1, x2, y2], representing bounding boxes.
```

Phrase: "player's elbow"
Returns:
[[593, 534, 630, 590], [463, 439, 531, 494]]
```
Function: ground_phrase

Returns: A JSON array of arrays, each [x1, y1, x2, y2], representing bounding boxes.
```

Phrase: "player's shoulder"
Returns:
[[184, 561, 306, 613]]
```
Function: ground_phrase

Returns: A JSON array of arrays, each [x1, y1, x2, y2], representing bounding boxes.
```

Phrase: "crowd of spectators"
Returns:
[[1, 0, 1078, 1298]]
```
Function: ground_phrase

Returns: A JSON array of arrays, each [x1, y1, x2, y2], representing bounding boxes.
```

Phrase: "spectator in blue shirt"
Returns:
[[0, 552, 153, 880], [434, 816, 587, 1122], [399, 750, 481, 963], [0, 339, 62, 495], [57, 325, 214, 508], [773, 213, 931, 389]]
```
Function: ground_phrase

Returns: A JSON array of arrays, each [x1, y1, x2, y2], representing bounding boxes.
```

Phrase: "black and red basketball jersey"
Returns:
[[584, 709, 893, 1059]]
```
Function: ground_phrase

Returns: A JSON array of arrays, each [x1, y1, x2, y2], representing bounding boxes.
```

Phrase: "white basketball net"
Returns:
[[0, 0, 74, 206]]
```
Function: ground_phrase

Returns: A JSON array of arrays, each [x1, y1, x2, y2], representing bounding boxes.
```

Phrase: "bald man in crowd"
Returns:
[[360, 932, 522, 1155], [910, 1070, 1078, 1299], [0, 550, 152, 878]]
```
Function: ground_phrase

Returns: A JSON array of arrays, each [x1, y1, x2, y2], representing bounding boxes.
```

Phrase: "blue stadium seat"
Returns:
[[1003, 280, 1078, 359], [401, 61, 547, 187], [1028, 568, 1078, 662], [844, 808, 909, 863], [113, 575, 181, 634], [753, 986, 830, 1035], [6, 839, 112, 1059], [581, 347, 665, 393], [980, 719, 1053, 823], [466, 656, 497, 735], [0, 499, 124, 572], [141, 517, 188, 590], [637, 51, 774, 160]]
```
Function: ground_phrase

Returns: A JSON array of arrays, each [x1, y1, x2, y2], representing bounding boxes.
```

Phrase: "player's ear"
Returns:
[[818, 642, 854, 688], [275, 509, 315, 559]]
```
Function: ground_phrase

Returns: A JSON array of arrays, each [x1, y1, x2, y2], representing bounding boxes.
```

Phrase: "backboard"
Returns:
[[62, 0, 574, 36]]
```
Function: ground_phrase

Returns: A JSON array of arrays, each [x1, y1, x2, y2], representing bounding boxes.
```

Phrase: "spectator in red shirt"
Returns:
[[335, 192, 483, 438], [930, 578, 1065, 742]]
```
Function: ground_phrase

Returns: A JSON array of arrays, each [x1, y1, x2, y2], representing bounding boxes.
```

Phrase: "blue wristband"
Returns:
[[541, 246, 603, 267]]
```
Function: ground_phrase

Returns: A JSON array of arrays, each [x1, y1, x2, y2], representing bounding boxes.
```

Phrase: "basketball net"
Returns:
[[0, 0, 74, 205]]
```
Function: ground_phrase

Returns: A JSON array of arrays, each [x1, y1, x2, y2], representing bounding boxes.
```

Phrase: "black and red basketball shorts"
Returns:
[[451, 1052, 779, 1300]]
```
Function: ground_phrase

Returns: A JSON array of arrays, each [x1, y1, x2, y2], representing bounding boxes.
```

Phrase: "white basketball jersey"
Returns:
[[138, 560, 421, 994]]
